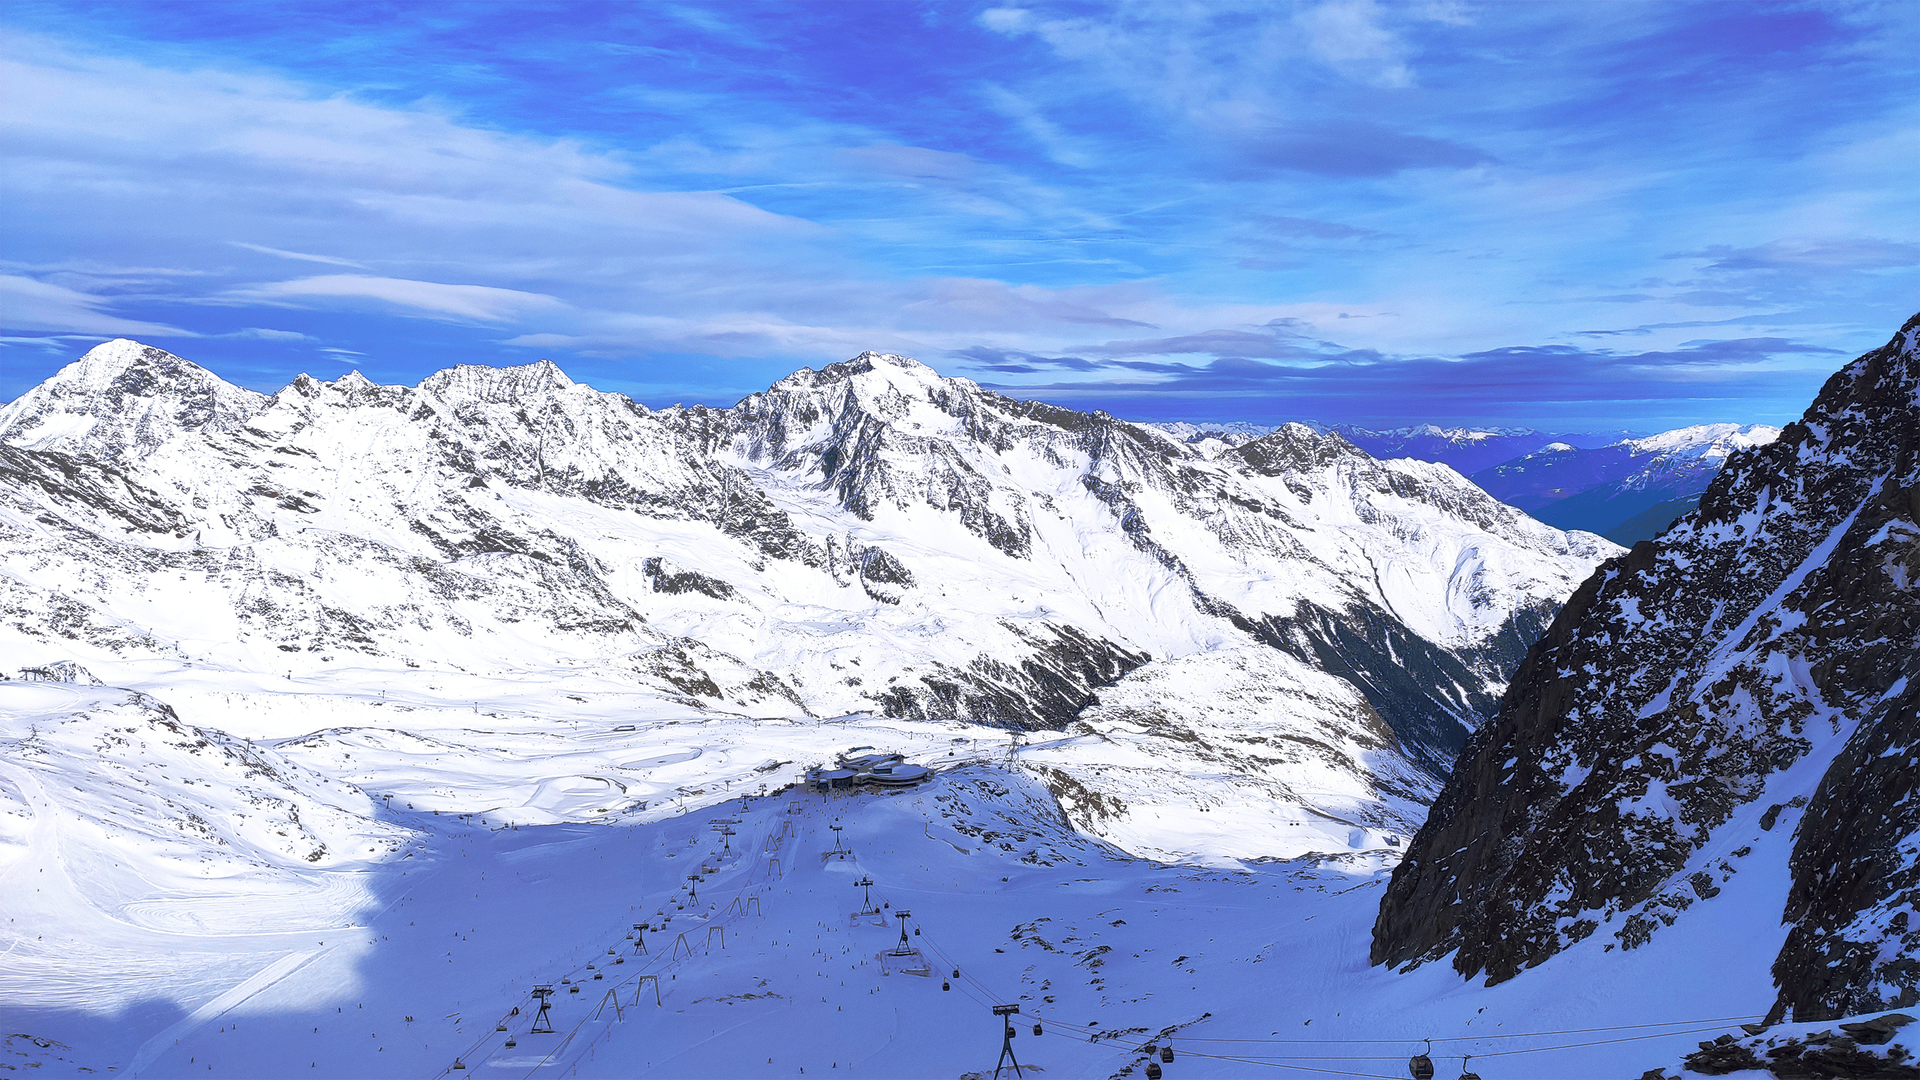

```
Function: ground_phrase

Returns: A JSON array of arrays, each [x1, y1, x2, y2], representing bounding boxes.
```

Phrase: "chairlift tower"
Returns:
[[687, 873, 701, 904], [530, 985, 557, 1034], [889, 909, 916, 957], [720, 826, 736, 853], [631, 923, 648, 954], [825, 823, 852, 859], [992, 1004, 1024, 1080], [852, 876, 880, 918]]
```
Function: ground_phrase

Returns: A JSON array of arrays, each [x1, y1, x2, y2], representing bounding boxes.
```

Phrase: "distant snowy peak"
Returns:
[[1235, 422, 1367, 474], [1331, 424, 1568, 476], [1469, 422, 1784, 544], [1141, 421, 1282, 448], [416, 357, 588, 406], [0, 339, 267, 461], [1340, 423, 1538, 444], [1620, 422, 1780, 458]]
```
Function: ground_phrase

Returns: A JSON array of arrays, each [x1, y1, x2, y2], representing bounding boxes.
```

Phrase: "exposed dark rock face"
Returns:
[[644, 556, 735, 599], [1657, 1015, 1920, 1079], [876, 623, 1151, 731], [1250, 600, 1503, 778], [1370, 313, 1920, 1021]]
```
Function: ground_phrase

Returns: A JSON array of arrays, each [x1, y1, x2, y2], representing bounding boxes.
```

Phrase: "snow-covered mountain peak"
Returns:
[[1, 339, 1624, 800], [1141, 421, 1281, 449], [1236, 422, 1366, 474], [1620, 422, 1780, 458], [765, 351, 960, 398], [1367, 423, 1537, 443], [416, 357, 581, 405], [0, 338, 267, 461]]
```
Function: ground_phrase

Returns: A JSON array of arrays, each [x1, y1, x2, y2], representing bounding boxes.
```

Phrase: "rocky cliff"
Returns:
[[1371, 312, 1920, 1022]]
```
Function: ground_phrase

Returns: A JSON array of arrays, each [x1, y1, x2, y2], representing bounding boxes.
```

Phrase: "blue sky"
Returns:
[[2, 1, 1915, 431]]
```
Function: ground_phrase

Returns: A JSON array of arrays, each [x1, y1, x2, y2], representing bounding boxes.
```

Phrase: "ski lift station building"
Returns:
[[806, 750, 932, 792]]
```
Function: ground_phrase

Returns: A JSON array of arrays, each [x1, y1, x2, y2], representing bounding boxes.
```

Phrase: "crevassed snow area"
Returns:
[[3, 681, 1781, 1080]]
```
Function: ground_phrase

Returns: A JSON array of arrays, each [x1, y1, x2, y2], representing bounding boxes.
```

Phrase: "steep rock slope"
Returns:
[[1, 343, 1615, 774], [1371, 312, 1920, 1022], [1023, 646, 1439, 865]]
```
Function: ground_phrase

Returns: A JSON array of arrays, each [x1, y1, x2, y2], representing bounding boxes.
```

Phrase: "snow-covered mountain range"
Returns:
[[1331, 423, 1622, 476], [1373, 312, 1920, 1023], [6, 327, 1915, 1077], [1470, 423, 1782, 545], [0, 341, 1617, 785]]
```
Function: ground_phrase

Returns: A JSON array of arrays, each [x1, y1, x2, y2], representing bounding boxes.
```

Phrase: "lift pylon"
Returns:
[[529, 985, 557, 1034], [992, 1004, 1023, 1080], [632, 974, 662, 1006], [889, 909, 916, 956], [852, 876, 880, 918]]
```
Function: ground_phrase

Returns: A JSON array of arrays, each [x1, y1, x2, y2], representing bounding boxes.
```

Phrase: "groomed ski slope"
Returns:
[[5, 691, 1791, 1079]]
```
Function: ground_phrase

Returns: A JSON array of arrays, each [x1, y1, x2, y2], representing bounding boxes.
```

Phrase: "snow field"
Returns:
[[2, 680, 1788, 1079]]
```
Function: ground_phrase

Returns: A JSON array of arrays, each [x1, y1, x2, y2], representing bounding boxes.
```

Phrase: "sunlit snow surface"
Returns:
[[2, 677, 1784, 1080]]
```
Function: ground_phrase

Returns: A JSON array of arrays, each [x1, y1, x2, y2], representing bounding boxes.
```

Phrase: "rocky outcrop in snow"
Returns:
[[1024, 647, 1438, 864], [1370, 312, 1920, 1022]]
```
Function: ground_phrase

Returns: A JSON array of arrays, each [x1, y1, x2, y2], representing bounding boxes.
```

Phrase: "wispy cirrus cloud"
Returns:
[[981, 333, 1849, 429], [1671, 239, 1920, 273], [0, 275, 195, 337], [232, 276, 566, 323], [228, 242, 367, 268], [0, 3, 1912, 425]]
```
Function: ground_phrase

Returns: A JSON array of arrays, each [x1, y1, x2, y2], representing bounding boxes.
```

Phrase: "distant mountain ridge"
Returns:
[[1469, 423, 1781, 544], [1332, 424, 1626, 477]]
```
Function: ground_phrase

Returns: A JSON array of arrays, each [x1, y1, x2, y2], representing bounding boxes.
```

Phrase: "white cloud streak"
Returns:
[[0, 275, 195, 337], [234, 275, 566, 323]]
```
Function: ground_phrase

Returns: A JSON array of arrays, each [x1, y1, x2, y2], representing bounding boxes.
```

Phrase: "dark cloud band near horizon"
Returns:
[[966, 332, 1862, 431]]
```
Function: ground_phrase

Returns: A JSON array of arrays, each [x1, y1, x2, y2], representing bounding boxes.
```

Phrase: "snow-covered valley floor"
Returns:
[[0, 676, 1795, 1079]]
